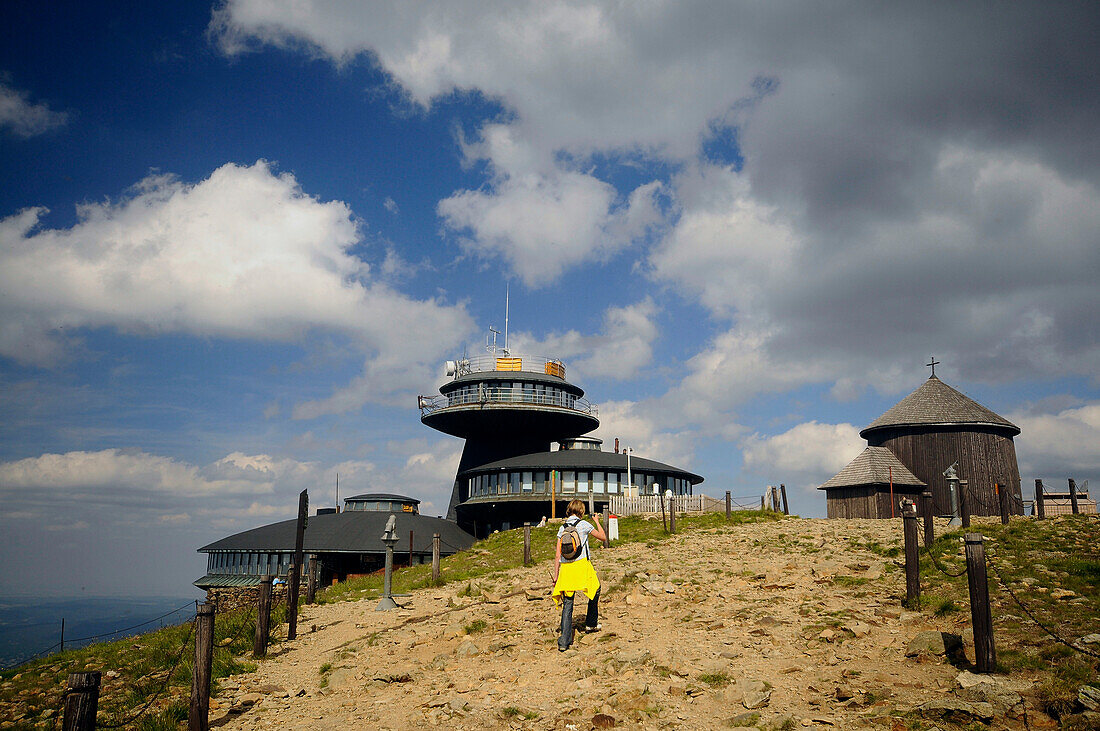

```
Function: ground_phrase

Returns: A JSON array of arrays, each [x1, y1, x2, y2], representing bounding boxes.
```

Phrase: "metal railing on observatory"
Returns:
[[419, 385, 598, 417], [445, 354, 568, 379]]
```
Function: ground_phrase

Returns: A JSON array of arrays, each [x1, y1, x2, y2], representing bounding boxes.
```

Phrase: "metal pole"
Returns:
[[960, 480, 971, 528], [625, 448, 632, 497], [377, 516, 399, 611]]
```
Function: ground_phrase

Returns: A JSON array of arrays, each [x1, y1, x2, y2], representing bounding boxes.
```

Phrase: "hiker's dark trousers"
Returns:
[[559, 588, 600, 650]]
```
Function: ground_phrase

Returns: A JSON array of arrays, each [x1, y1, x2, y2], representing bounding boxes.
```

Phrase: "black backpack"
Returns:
[[560, 518, 585, 561]]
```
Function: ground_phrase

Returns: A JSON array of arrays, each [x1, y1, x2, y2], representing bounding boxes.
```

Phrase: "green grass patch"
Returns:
[[698, 671, 732, 687], [917, 516, 1099, 719], [0, 600, 279, 726], [316, 510, 784, 604], [463, 619, 488, 634]]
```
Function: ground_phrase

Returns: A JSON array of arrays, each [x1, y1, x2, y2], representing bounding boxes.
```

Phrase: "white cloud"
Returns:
[[211, 3, 1100, 394], [510, 298, 660, 381], [439, 168, 662, 288], [0, 81, 68, 138], [1010, 402, 1100, 476], [0, 448, 377, 526], [0, 161, 474, 410], [590, 399, 695, 470], [741, 421, 863, 479]]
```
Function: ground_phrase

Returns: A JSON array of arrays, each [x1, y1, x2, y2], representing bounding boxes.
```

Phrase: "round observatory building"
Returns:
[[420, 348, 703, 536]]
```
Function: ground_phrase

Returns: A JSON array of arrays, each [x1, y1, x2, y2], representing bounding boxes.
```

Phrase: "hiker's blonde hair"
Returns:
[[565, 499, 586, 518]]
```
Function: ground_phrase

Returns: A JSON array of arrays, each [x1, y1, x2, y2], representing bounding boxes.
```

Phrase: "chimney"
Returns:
[[614, 438, 619, 454]]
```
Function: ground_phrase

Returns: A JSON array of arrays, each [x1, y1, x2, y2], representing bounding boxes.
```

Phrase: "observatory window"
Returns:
[[593, 471, 605, 493], [510, 472, 521, 493], [522, 471, 533, 492], [534, 471, 546, 493], [577, 471, 590, 493], [562, 471, 576, 493]]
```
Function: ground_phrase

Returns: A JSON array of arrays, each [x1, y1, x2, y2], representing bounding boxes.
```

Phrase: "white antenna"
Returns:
[[486, 325, 501, 354], [504, 284, 510, 355]]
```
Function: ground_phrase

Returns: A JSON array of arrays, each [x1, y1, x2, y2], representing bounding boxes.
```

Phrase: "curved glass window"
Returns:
[[562, 471, 575, 493]]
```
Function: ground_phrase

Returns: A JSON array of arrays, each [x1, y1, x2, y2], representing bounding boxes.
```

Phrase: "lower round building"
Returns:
[[194, 493, 474, 603], [455, 437, 703, 536]]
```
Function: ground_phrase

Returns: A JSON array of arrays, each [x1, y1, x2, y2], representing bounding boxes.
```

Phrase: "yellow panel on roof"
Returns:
[[544, 361, 565, 379], [496, 357, 522, 371]]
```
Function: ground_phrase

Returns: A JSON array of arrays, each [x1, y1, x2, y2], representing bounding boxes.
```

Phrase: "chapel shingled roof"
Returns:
[[818, 446, 925, 491], [860, 376, 1019, 438]]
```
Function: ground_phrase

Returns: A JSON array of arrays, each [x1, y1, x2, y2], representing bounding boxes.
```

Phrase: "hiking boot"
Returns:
[[583, 623, 602, 633]]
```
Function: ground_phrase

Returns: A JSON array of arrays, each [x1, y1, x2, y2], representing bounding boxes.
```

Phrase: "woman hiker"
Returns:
[[551, 499, 607, 651]]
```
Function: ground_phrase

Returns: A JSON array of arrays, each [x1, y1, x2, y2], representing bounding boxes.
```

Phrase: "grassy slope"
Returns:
[[910, 515, 1099, 723], [2, 512, 1095, 728]]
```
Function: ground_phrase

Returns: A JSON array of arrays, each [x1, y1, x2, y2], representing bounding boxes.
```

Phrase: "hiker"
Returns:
[[551, 499, 607, 651]]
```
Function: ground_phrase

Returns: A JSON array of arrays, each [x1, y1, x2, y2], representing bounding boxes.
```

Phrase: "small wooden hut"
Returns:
[[819, 446, 926, 518], [820, 369, 1022, 518]]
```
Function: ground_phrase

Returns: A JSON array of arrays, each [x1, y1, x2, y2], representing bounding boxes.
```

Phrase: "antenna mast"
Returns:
[[336, 473, 339, 511], [504, 284, 510, 355]]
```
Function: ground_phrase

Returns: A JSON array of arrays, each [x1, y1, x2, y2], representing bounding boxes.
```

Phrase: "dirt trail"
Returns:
[[210, 518, 1033, 729]]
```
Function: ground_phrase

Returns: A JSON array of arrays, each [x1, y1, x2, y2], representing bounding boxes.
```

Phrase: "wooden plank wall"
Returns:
[[866, 426, 1021, 516], [826, 485, 926, 518]]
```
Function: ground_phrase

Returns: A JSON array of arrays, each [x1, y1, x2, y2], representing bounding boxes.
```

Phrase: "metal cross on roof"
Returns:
[[926, 356, 940, 378]]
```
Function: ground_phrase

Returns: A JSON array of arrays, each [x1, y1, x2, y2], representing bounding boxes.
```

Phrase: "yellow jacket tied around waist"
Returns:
[[551, 558, 600, 605]]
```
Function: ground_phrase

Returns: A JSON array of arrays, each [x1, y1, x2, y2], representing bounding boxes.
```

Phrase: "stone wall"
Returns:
[[205, 584, 288, 613]]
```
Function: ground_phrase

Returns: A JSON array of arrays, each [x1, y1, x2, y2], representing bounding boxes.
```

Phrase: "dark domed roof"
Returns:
[[860, 376, 1019, 438]]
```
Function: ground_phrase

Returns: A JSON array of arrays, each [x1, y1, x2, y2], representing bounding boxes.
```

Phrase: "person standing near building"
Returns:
[[551, 499, 606, 651]]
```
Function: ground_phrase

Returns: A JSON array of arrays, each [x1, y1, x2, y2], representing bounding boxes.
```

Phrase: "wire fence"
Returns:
[[95, 610, 197, 729], [915, 521, 1100, 663], [1, 600, 198, 672], [985, 550, 1100, 661]]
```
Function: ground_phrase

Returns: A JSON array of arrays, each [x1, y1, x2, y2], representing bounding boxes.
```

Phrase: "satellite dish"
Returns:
[[445, 360, 458, 376]]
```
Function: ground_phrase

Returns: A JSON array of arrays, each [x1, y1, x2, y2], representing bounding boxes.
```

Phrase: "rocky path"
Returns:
[[212, 518, 1040, 729]]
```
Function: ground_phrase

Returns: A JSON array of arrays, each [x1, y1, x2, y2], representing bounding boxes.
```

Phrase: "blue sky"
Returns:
[[2, 1, 1098, 597]]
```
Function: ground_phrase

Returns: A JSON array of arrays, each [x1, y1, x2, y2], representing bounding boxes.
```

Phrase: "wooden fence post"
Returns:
[[959, 480, 971, 528], [964, 533, 996, 673], [920, 490, 934, 547], [1034, 479, 1045, 519], [62, 671, 100, 731], [602, 509, 611, 548], [725, 491, 731, 520], [190, 602, 215, 731], [254, 576, 272, 658], [902, 511, 920, 609], [523, 523, 531, 567], [306, 556, 318, 605], [669, 494, 676, 534], [997, 483, 1010, 525], [780, 484, 789, 515], [1068, 478, 1080, 515], [287, 489, 308, 641], [660, 492, 667, 532], [432, 533, 441, 584]]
